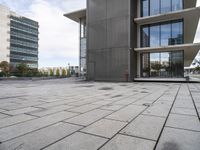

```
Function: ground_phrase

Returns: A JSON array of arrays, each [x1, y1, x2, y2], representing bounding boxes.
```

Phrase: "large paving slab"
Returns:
[[100, 134, 156, 150], [81, 119, 127, 138], [43, 132, 108, 150], [0, 122, 82, 150], [0, 79, 199, 150], [156, 127, 200, 150]]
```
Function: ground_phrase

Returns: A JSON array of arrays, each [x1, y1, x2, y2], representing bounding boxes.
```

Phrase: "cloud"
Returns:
[[0, 0, 86, 68]]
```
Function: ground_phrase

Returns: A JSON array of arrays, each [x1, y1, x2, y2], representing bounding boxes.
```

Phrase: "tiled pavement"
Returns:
[[0, 79, 199, 150]]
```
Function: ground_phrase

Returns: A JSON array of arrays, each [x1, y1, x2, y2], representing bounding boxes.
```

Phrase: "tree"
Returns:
[[50, 69, 54, 76], [62, 69, 67, 77], [56, 68, 60, 77], [0, 61, 9, 77], [16, 63, 29, 77]]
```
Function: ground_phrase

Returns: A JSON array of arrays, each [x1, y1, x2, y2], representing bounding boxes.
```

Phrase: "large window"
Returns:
[[141, 20, 183, 47], [141, 51, 184, 78], [141, 0, 183, 17]]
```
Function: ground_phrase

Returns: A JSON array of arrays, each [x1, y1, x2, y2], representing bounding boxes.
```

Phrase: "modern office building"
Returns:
[[0, 4, 39, 69], [64, 0, 200, 81]]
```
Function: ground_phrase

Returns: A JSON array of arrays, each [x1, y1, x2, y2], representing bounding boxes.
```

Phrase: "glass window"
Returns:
[[160, 52, 171, 77], [172, 0, 183, 11], [150, 53, 160, 77], [172, 21, 183, 45], [171, 51, 184, 77], [150, 0, 160, 16], [141, 26, 149, 47], [161, 0, 171, 13], [150, 25, 160, 47], [141, 53, 150, 77], [141, 0, 149, 17], [161, 23, 171, 46]]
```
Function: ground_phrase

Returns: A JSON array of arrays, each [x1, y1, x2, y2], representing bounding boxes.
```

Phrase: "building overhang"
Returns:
[[135, 7, 200, 45], [64, 9, 86, 23], [135, 43, 200, 67]]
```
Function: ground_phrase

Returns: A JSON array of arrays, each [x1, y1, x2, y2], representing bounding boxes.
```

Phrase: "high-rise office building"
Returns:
[[65, 0, 200, 81], [0, 5, 39, 69]]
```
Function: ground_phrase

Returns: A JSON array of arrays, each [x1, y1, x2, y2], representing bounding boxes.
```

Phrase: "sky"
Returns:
[[0, 0, 200, 68]]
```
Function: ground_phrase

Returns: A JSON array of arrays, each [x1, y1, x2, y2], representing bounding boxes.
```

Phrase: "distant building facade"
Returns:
[[0, 4, 39, 69], [65, 0, 200, 81]]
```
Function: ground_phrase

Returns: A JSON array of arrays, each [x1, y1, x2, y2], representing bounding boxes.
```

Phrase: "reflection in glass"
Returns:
[[150, 0, 160, 16], [172, 22, 183, 45], [150, 53, 160, 77], [171, 51, 184, 77], [142, 53, 150, 77], [161, 0, 171, 13], [141, 51, 184, 78], [141, 27, 149, 47], [150, 26, 160, 47], [172, 0, 183, 11], [161, 23, 171, 46], [141, 0, 149, 17], [160, 52, 170, 77]]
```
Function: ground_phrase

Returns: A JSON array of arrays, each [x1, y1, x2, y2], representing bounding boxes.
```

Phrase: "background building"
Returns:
[[0, 4, 39, 69], [65, 0, 200, 81]]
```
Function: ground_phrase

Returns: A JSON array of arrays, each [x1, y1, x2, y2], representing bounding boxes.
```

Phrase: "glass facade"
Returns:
[[80, 18, 87, 76], [141, 51, 184, 78], [141, 20, 183, 47], [141, 0, 183, 17], [10, 16, 39, 68]]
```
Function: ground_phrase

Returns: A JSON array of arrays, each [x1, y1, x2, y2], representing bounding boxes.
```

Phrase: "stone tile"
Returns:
[[156, 127, 200, 150], [35, 100, 75, 108], [173, 100, 194, 109], [68, 104, 100, 113], [142, 104, 171, 118], [100, 134, 156, 150], [3, 107, 41, 115], [171, 107, 197, 116], [0, 111, 78, 142], [166, 114, 200, 131], [0, 122, 82, 150], [0, 114, 36, 129], [81, 119, 127, 138], [0, 113, 9, 119], [65, 109, 112, 126], [121, 115, 165, 141], [92, 101, 112, 106], [43, 132, 108, 150], [106, 105, 146, 122], [100, 104, 124, 111], [29, 105, 73, 117]]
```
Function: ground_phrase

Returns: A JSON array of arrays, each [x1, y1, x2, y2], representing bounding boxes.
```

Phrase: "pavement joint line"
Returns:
[[153, 84, 181, 150], [165, 126, 200, 132], [170, 112, 197, 117], [187, 84, 200, 121], [118, 133, 156, 142], [140, 114, 167, 119], [61, 121, 85, 127], [101, 118, 128, 123], [0, 95, 28, 100], [0, 112, 13, 117], [0, 113, 81, 143], [97, 86, 172, 150], [78, 131, 110, 139]]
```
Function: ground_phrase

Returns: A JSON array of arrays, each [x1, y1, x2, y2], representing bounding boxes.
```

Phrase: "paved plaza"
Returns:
[[0, 79, 199, 150]]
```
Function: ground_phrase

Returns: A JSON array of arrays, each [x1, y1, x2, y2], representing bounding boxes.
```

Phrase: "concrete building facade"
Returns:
[[0, 5, 39, 69], [64, 0, 200, 81]]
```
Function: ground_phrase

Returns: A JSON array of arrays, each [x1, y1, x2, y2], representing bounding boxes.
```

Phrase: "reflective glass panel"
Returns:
[[141, 0, 149, 17], [172, 22, 183, 45], [171, 51, 184, 77], [150, 53, 160, 77], [141, 26, 149, 47], [150, 0, 160, 16], [150, 25, 160, 47], [141, 53, 150, 77], [160, 52, 171, 77], [161, 0, 171, 13], [161, 23, 171, 46], [172, 0, 183, 11]]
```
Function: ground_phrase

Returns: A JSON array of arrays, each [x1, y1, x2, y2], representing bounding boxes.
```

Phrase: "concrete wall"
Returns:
[[0, 5, 10, 63], [87, 0, 137, 81]]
